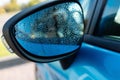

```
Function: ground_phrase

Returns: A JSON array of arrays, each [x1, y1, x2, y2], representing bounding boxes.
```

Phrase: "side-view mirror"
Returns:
[[2, 0, 84, 62]]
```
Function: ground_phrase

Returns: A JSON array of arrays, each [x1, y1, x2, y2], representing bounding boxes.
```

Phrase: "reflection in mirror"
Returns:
[[15, 2, 84, 57]]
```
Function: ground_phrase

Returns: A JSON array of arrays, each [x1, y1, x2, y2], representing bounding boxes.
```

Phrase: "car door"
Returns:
[[36, 0, 120, 80]]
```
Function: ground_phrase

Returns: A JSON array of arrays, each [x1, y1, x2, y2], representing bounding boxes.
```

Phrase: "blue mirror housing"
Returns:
[[2, 0, 84, 62]]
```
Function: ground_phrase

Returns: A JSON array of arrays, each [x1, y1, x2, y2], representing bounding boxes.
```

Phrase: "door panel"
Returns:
[[37, 42, 120, 80]]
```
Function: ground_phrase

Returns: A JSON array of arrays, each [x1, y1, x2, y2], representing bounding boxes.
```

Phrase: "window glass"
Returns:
[[79, 0, 95, 26], [79, 0, 90, 18], [96, 0, 120, 41]]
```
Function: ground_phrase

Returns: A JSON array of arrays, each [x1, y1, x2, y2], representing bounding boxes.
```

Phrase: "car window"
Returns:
[[96, 0, 120, 41], [79, 0, 90, 18]]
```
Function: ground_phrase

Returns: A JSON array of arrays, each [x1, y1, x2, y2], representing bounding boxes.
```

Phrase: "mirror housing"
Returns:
[[2, 0, 84, 62]]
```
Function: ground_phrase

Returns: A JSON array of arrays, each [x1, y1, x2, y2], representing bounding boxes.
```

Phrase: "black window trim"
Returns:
[[84, 35, 120, 53], [88, 0, 107, 35]]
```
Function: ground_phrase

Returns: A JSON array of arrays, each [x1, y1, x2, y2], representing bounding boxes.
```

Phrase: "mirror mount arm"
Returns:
[[60, 53, 77, 70]]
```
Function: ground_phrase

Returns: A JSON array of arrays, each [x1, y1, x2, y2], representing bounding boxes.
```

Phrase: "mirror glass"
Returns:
[[15, 2, 84, 57]]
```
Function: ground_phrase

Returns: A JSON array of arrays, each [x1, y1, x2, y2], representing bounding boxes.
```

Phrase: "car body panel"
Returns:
[[36, 42, 120, 80]]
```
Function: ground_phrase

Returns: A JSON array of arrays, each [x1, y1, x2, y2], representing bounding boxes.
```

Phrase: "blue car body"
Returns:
[[36, 43, 120, 80], [35, 0, 120, 80]]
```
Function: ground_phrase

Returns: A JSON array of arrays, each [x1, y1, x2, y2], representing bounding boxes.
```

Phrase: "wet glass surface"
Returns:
[[15, 2, 84, 56]]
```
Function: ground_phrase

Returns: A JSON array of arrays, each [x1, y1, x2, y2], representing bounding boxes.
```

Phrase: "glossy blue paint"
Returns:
[[37, 42, 120, 80]]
